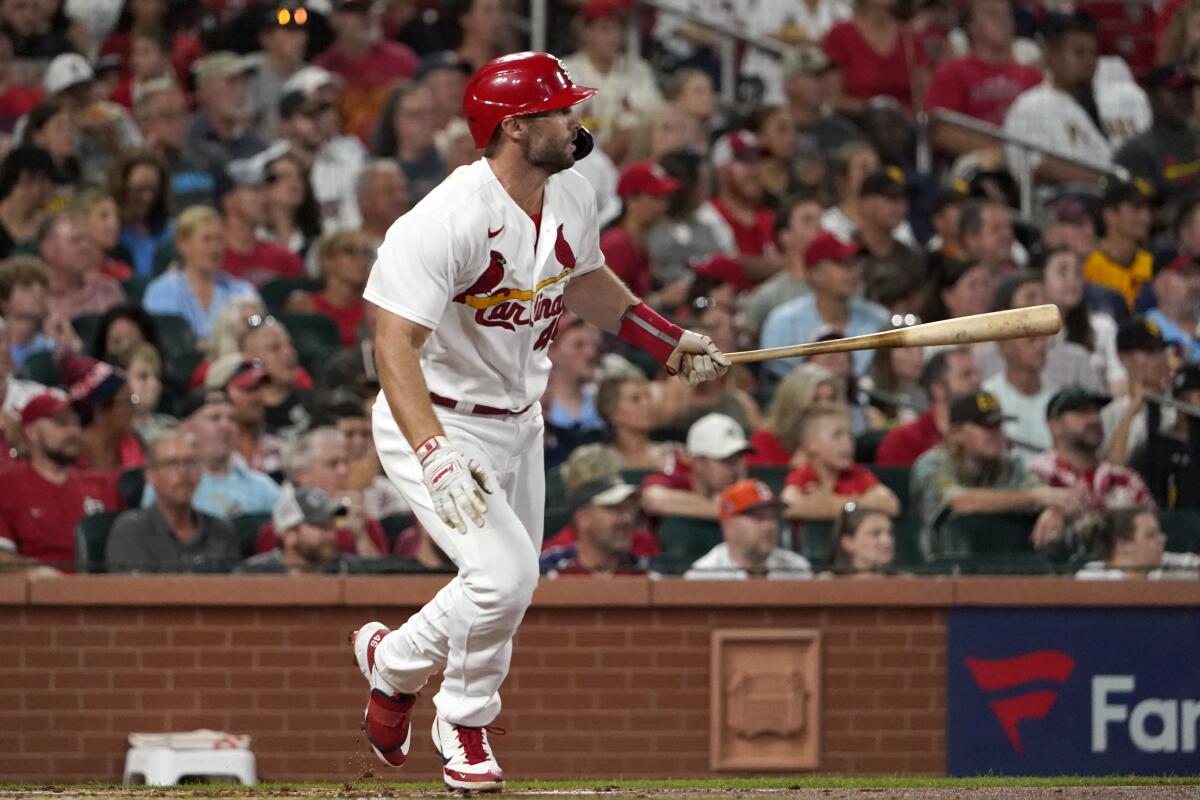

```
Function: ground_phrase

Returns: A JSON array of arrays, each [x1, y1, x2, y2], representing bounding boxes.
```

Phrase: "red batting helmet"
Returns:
[[462, 52, 597, 149]]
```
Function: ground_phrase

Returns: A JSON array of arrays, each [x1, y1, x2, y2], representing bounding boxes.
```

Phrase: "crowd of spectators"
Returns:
[[0, 0, 1198, 581]]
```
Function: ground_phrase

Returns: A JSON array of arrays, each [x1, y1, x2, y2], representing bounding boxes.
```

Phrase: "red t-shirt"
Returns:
[[821, 20, 929, 110], [543, 524, 661, 558], [312, 294, 365, 347], [785, 462, 879, 495], [923, 56, 1043, 127], [0, 462, 120, 567], [315, 41, 419, 142], [256, 518, 389, 556], [746, 428, 791, 467], [600, 226, 652, 298], [222, 242, 304, 286], [99, 31, 204, 86], [0, 85, 42, 132], [710, 199, 776, 261], [642, 460, 694, 492], [875, 408, 942, 467]]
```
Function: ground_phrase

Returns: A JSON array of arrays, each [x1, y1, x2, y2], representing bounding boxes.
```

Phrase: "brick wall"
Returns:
[[2, 575, 1196, 782]]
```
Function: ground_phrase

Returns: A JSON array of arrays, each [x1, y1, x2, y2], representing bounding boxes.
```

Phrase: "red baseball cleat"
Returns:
[[431, 717, 506, 792], [352, 622, 417, 768]]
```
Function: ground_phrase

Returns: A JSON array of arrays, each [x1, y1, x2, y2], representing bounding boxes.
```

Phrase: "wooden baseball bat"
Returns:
[[725, 304, 1062, 365]]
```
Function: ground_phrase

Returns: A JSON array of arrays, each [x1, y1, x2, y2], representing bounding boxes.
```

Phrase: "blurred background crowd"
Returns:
[[0, 0, 1198, 580]]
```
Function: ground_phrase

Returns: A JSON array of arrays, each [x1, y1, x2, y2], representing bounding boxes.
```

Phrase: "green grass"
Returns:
[[4, 775, 1200, 793]]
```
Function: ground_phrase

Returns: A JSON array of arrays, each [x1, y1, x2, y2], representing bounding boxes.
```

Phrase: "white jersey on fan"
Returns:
[[1003, 74, 1151, 172], [364, 158, 605, 412]]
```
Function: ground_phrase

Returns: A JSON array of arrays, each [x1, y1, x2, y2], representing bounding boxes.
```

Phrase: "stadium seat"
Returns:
[[855, 429, 886, 463], [117, 468, 145, 509], [165, 349, 205, 388], [260, 277, 322, 315], [1159, 509, 1200, 553], [926, 551, 1055, 576], [939, 512, 1041, 556], [545, 465, 567, 511], [151, 314, 198, 362], [231, 513, 272, 559], [870, 466, 911, 512], [122, 275, 153, 304], [378, 513, 413, 552], [655, 516, 722, 575], [749, 466, 789, 495], [16, 350, 60, 387], [75, 511, 123, 573], [892, 513, 924, 567], [276, 312, 341, 375], [620, 468, 654, 488], [71, 314, 100, 346], [794, 519, 835, 567], [152, 241, 179, 275]]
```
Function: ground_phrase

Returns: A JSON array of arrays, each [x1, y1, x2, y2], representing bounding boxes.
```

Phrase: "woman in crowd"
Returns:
[[59, 353, 143, 471], [99, 0, 204, 85], [663, 68, 717, 139], [258, 150, 322, 258], [1038, 245, 1125, 394], [1076, 508, 1199, 580], [822, 0, 929, 114], [645, 148, 723, 288], [819, 140, 879, 241], [112, 150, 174, 277], [287, 230, 372, 347], [450, 0, 508, 71], [595, 370, 677, 471], [91, 303, 160, 367], [78, 189, 134, 280], [0, 146, 56, 258], [748, 362, 843, 466], [142, 205, 256, 342], [205, 296, 267, 364], [601, 161, 681, 302], [543, 315, 605, 433], [374, 82, 447, 204], [747, 105, 799, 213], [125, 341, 175, 441], [921, 259, 994, 323], [21, 97, 81, 195], [828, 502, 897, 576], [860, 342, 927, 424]]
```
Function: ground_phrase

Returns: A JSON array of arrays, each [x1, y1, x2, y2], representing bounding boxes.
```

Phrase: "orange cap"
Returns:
[[718, 480, 783, 521]]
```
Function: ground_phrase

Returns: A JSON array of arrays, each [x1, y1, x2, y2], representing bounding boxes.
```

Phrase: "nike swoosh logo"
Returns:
[[487, 226, 504, 238]]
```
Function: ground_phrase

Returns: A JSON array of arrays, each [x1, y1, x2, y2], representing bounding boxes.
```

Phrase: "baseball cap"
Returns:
[[804, 230, 860, 268], [272, 484, 347, 532], [711, 130, 765, 169], [176, 388, 230, 420], [690, 253, 751, 291], [617, 161, 680, 198], [581, 0, 631, 21], [416, 51, 471, 80], [566, 476, 638, 515], [205, 354, 270, 391], [949, 390, 1011, 428], [1173, 363, 1200, 396], [1145, 62, 1198, 91], [932, 185, 970, 216], [1115, 316, 1166, 353], [1046, 386, 1111, 419], [283, 65, 343, 98], [44, 53, 94, 95], [782, 43, 833, 77], [95, 53, 123, 78], [1099, 176, 1151, 209], [859, 167, 906, 199], [718, 479, 784, 521], [1155, 251, 1200, 275], [686, 413, 753, 459], [192, 51, 256, 81], [20, 391, 72, 428]]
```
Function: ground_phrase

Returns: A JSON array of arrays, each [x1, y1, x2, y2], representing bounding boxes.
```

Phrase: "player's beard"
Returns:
[[522, 129, 575, 174]]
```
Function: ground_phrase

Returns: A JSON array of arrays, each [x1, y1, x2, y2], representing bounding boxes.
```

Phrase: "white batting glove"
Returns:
[[417, 435, 492, 533], [667, 330, 731, 386]]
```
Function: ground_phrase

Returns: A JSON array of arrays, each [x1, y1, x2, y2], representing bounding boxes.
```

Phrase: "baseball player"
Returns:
[[350, 52, 729, 792]]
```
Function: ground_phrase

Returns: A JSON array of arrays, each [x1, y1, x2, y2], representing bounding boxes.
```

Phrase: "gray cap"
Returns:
[[192, 51, 255, 81], [273, 484, 347, 532], [782, 43, 834, 77]]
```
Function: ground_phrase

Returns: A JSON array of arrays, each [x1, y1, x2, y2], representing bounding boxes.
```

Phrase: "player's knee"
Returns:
[[468, 556, 538, 616]]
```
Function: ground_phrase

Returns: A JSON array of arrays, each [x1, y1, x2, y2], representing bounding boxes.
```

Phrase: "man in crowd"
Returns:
[[540, 474, 646, 576], [911, 390, 1083, 557], [1003, 11, 1150, 183], [0, 392, 119, 568], [0, 255, 77, 368], [760, 231, 889, 379], [237, 484, 348, 574], [982, 332, 1054, 455], [783, 44, 861, 167], [642, 413, 751, 521], [135, 77, 226, 213], [684, 480, 812, 579], [855, 169, 923, 276], [219, 154, 305, 286], [202, 355, 288, 476], [704, 129, 780, 283], [1145, 254, 1200, 362], [1084, 179, 1154, 311], [1103, 317, 1176, 465], [40, 209, 124, 320], [356, 160, 412, 246], [925, 0, 1042, 155], [1028, 387, 1155, 512], [1114, 64, 1200, 207], [107, 429, 240, 573], [149, 387, 280, 519], [240, 315, 310, 435], [877, 348, 982, 467], [959, 198, 1015, 274], [187, 51, 266, 162], [251, 6, 309, 142], [741, 193, 822, 336]]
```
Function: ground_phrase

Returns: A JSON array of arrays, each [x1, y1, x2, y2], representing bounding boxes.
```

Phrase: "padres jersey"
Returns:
[[1003, 79, 1151, 172], [364, 159, 606, 411], [1083, 247, 1153, 310]]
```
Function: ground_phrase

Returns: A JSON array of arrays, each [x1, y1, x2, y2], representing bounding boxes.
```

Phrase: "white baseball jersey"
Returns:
[[364, 158, 606, 411], [1003, 78, 1151, 172]]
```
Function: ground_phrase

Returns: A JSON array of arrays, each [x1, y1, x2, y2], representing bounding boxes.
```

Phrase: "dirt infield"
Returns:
[[3, 779, 1200, 800]]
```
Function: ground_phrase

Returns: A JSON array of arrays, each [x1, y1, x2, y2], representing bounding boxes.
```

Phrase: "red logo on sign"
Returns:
[[965, 650, 1076, 752]]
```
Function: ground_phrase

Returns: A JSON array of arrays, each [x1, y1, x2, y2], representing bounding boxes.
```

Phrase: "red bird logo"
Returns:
[[454, 250, 507, 303], [554, 224, 575, 268]]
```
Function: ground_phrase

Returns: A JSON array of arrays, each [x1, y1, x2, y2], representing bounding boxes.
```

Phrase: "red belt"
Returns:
[[429, 393, 533, 417]]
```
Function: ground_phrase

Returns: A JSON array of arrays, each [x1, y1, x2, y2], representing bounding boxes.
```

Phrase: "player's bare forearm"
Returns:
[[563, 265, 638, 333], [373, 306, 446, 449]]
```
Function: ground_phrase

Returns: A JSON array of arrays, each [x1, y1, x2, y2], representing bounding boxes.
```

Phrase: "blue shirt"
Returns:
[[142, 463, 280, 519], [143, 270, 258, 340], [759, 294, 891, 378], [120, 223, 175, 277], [10, 333, 55, 367], [1147, 309, 1200, 363], [545, 387, 605, 431]]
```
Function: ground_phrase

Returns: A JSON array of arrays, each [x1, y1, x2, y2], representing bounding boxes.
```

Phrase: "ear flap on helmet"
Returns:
[[572, 126, 594, 161]]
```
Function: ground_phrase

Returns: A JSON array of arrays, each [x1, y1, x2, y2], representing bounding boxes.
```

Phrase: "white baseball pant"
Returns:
[[370, 399, 545, 727]]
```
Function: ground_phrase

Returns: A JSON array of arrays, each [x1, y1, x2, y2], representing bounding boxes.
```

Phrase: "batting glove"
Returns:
[[668, 330, 731, 386], [417, 435, 492, 533]]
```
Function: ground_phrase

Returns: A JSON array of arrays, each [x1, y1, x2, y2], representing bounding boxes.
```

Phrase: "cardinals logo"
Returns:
[[453, 228, 576, 334]]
